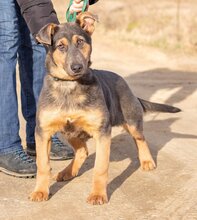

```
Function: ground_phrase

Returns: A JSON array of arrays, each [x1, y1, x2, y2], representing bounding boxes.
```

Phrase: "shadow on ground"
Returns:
[[50, 68, 197, 200]]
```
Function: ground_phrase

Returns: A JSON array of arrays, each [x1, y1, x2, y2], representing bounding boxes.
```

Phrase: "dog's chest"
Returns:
[[39, 108, 103, 139], [63, 111, 101, 137], [63, 117, 91, 141]]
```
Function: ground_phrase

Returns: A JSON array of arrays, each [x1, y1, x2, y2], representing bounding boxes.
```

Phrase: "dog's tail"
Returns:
[[138, 98, 181, 113]]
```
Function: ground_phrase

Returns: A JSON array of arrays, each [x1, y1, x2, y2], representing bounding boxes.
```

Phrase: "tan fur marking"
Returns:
[[123, 123, 156, 171], [49, 66, 75, 81], [58, 37, 68, 46], [39, 108, 103, 137], [72, 35, 91, 59], [53, 49, 65, 68], [55, 138, 88, 181], [81, 43, 91, 59], [87, 135, 111, 205], [29, 132, 52, 201], [72, 35, 79, 44], [39, 109, 66, 134]]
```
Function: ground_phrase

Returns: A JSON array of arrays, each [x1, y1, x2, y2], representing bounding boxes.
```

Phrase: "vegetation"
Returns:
[[53, 0, 197, 54]]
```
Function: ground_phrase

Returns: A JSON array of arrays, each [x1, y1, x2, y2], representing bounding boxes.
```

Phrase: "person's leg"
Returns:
[[0, 0, 36, 177], [17, 10, 74, 160], [0, 0, 22, 154], [17, 13, 45, 146]]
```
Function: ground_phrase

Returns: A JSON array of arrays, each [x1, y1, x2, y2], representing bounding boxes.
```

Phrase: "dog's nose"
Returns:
[[71, 63, 83, 74]]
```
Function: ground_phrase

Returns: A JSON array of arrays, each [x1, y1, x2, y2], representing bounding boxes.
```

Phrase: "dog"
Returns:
[[29, 12, 181, 205]]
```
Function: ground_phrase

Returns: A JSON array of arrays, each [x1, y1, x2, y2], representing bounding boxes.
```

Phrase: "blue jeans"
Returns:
[[0, 0, 46, 154]]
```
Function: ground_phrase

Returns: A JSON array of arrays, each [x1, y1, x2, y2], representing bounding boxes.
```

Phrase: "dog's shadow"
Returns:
[[50, 68, 197, 201]]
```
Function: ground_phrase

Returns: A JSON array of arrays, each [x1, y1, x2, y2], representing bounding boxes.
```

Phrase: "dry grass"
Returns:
[[53, 0, 197, 54]]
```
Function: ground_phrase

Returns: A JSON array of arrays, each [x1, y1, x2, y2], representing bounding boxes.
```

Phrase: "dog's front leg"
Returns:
[[29, 128, 52, 202], [87, 134, 111, 205]]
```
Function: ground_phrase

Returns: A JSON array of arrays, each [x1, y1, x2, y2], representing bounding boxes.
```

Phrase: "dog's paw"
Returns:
[[54, 171, 77, 182], [28, 191, 49, 202], [140, 159, 156, 171], [87, 193, 108, 205]]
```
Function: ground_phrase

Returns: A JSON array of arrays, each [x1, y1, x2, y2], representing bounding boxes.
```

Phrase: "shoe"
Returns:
[[27, 135, 74, 161], [0, 149, 36, 178], [50, 135, 74, 160]]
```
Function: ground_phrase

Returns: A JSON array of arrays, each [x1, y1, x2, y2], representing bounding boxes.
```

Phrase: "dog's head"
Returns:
[[36, 12, 98, 81]]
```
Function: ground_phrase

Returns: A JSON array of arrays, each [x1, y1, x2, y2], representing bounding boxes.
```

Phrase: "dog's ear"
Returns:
[[36, 23, 58, 45], [76, 12, 98, 35]]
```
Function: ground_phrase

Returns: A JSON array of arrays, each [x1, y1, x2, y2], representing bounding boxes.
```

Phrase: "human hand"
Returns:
[[70, 0, 89, 14]]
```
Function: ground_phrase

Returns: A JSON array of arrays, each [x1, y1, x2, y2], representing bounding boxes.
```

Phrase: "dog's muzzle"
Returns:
[[69, 63, 83, 76]]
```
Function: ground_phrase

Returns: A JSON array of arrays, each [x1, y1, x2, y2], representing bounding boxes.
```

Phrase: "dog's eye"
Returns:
[[76, 38, 84, 47], [57, 44, 67, 52]]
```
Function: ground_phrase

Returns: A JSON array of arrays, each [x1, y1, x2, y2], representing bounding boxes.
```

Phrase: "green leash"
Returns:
[[66, 0, 89, 22]]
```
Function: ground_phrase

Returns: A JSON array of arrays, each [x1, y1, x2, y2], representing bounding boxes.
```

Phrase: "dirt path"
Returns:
[[1, 23, 197, 220]]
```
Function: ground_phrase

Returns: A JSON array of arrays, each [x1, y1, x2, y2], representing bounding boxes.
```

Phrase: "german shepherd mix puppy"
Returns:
[[29, 12, 180, 205]]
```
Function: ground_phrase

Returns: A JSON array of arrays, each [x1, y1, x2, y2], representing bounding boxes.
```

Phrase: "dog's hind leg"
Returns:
[[55, 138, 88, 181], [123, 123, 156, 171], [119, 91, 156, 171]]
